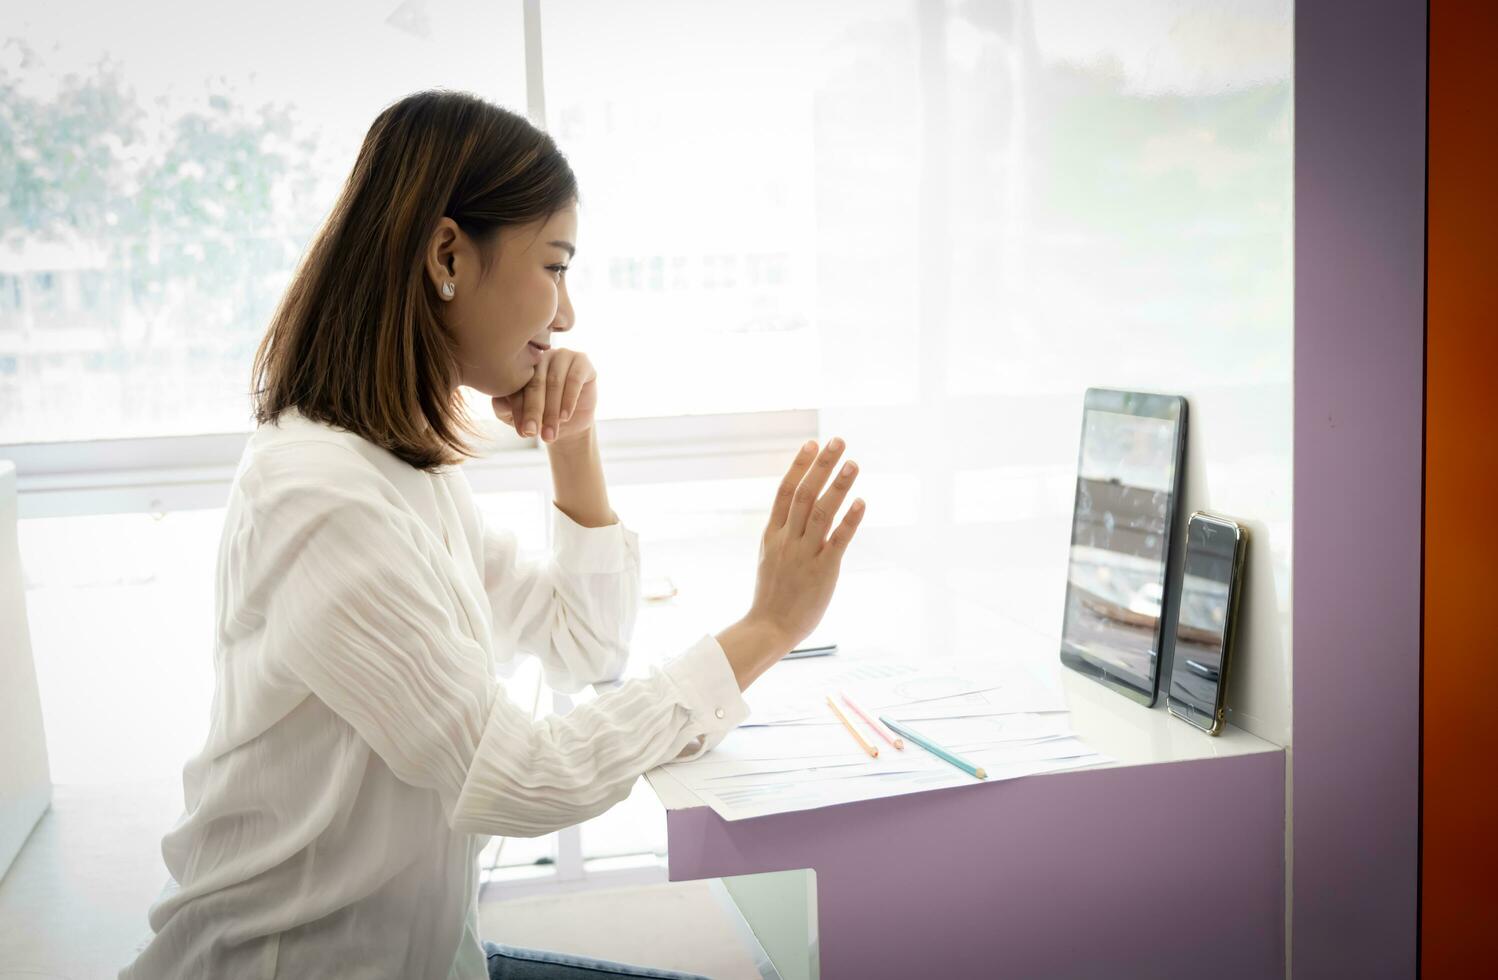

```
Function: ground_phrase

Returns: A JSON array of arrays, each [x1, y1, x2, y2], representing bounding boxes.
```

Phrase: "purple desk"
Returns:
[[647, 668, 1285, 980]]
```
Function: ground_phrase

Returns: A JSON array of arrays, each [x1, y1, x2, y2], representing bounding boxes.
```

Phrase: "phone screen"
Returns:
[[1167, 516, 1239, 726]]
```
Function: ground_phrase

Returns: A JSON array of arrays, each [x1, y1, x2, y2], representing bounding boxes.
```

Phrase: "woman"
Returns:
[[120, 90, 865, 979]]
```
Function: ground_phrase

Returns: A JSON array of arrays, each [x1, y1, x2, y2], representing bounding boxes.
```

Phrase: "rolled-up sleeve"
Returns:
[[481, 502, 641, 694], [248, 466, 751, 839]]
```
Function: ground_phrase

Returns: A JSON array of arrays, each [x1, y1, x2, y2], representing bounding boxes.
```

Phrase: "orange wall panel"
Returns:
[[1423, 1, 1498, 973]]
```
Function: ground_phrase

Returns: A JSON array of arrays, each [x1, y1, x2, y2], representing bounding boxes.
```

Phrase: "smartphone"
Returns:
[[1165, 512, 1248, 735], [784, 641, 837, 660]]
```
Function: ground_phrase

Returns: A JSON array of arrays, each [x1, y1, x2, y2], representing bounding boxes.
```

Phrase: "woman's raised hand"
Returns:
[[744, 437, 866, 654]]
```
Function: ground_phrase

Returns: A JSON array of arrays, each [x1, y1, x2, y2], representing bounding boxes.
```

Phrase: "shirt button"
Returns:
[[715, 708, 726, 719]]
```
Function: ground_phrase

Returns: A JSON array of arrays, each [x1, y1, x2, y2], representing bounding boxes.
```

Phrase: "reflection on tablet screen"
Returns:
[[1059, 390, 1185, 705]]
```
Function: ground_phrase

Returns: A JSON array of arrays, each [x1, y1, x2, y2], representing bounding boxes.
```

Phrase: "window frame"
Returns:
[[2, 409, 817, 518]]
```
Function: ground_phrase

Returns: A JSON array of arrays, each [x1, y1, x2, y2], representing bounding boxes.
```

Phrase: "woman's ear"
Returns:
[[425, 218, 461, 296]]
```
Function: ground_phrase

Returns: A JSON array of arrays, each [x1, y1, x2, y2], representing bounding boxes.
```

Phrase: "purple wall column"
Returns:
[[1293, 1, 1426, 975]]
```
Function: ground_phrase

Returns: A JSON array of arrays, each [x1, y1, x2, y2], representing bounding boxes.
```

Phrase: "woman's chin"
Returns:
[[472, 368, 534, 400]]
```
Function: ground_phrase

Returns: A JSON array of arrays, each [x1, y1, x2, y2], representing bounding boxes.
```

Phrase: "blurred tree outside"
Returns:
[[0, 36, 325, 441]]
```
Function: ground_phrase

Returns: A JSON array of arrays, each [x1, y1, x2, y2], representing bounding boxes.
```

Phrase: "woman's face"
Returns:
[[428, 203, 577, 398]]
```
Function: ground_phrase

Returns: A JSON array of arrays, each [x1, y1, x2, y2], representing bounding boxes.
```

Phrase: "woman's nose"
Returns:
[[551, 298, 574, 333]]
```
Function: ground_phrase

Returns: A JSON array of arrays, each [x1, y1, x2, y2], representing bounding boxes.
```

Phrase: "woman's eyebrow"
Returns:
[[548, 240, 576, 258]]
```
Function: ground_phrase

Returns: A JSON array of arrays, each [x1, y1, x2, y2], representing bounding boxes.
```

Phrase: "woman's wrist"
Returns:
[[715, 615, 793, 692], [545, 422, 595, 454], [547, 427, 614, 528]]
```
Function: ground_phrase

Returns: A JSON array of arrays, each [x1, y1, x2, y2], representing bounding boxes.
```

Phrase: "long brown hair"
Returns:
[[251, 89, 578, 470]]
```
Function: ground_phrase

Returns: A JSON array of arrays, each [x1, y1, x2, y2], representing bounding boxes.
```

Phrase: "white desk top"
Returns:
[[644, 651, 1280, 813], [624, 530, 1282, 815], [641, 671, 1276, 815]]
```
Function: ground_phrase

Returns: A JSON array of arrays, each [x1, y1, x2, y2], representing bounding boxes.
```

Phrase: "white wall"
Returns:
[[806, 0, 1293, 744], [1, 462, 53, 876]]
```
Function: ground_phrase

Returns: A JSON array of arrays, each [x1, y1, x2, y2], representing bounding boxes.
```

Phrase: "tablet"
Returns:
[[1058, 388, 1187, 706]]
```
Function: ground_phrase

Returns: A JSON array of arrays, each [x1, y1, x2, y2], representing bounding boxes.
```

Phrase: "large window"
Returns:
[[0, 0, 846, 445]]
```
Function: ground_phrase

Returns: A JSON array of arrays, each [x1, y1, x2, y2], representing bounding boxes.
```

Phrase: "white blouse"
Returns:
[[121, 408, 751, 980]]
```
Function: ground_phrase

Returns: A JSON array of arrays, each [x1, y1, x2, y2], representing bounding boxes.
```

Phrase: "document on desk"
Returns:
[[657, 655, 1112, 821], [737, 653, 1069, 727], [673, 747, 1107, 822], [694, 712, 1075, 771]]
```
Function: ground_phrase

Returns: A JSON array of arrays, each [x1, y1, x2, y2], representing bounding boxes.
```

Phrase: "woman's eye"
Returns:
[[548, 265, 569, 279]]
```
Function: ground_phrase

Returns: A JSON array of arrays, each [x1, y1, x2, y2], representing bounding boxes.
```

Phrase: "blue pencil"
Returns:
[[878, 715, 988, 780]]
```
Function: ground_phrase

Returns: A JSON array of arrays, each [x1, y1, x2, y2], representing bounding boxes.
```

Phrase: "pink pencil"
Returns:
[[839, 691, 904, 750]]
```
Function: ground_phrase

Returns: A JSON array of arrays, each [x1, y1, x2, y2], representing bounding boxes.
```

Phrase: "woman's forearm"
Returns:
[[547, 428, 615, 528]]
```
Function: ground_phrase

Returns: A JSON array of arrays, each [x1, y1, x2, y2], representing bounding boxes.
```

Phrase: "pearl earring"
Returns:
[[442, 281, 455, 299]]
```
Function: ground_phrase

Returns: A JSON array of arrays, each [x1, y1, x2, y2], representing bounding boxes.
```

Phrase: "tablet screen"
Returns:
[[1059, 389, 1186, 705]]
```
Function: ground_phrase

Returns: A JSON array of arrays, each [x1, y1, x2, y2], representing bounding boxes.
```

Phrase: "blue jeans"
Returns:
[[483, 941, 714, 979]]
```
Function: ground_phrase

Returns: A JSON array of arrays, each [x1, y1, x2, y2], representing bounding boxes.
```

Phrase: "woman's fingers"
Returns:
[[521, 356, 547, 436], [769, 440, 818, 530], [826, 497, 867, 555], [557, 355, 587, 425], [788, 438, 845, 538], [805, 457, 859, 550], [495, 351, 591, 441], [542, 354, 568, 439]]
